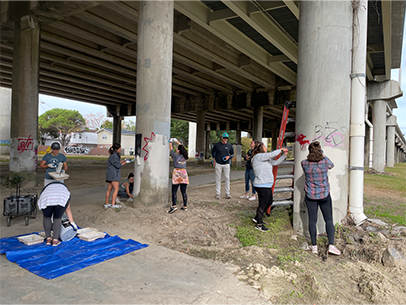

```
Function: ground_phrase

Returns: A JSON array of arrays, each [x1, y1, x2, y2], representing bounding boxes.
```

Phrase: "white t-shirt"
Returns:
[[38, 183, 71, 210]]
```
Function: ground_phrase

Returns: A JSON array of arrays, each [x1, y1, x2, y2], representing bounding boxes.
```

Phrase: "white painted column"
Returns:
[[10, 16, 40, 186], [133, 0, 174, 207], [294, 1, 353, 235], [188, 122, 196, 158]]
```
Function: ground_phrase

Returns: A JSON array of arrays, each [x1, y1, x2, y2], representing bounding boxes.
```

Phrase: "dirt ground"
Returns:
[[1, 158, 406, 304]]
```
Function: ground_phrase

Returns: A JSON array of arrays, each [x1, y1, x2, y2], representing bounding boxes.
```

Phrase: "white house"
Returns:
[[96, 128, 135, 155], [70, 130, 98, 146]]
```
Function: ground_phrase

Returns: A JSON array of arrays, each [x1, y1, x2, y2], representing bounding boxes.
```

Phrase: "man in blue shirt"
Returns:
[[211, 132, 234, 199]]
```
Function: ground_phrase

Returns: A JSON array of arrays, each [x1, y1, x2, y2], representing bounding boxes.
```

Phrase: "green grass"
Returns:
[[365, 204, 406, 226], [364, 163, 406, 193]]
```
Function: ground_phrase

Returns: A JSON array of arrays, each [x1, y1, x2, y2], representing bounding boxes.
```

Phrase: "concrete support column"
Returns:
[[205, 124, 210, 159], [188, 122, 196, 158], [113, 116, 122, 145], [0, 88, 11, 155], [236, 125, 242, 145], [196, 110, 205, 164], [10, 16, 40, 186], [386, 116, 396, 167], [294, 1, 353, 235], [271, 125, 278, 150], [372, 100, 386, 172], [133, 0, 174, 207], [252, 106, 263, 141]]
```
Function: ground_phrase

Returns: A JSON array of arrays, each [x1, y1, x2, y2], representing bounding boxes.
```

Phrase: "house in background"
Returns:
[[70, 130, 98, 147], [96, 128, 135, 155]]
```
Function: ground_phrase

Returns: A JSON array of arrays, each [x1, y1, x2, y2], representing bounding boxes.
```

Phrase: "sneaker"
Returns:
[[115, 198, 122, 204], [309, 245, 318, 254], [239, 194, 248, 199], [180, 206, 188, 211], [215, 194, 220, 200], [252, 218, 266, 225], [127, 197, 133, 202], [225, 194, 231, 199], [111, 204, 122, 209], [248, 195, 256, 201], [168, 206, 177, 214], [104, 203, 112, 209], [328, 245, 341, 256], [255, 224, 269, 232]]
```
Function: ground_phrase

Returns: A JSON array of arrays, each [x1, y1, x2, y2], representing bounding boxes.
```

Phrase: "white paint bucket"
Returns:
[[60, 215, 76, 241]]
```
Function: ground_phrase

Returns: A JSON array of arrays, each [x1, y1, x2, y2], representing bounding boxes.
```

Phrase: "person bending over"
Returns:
[[117, 172, 134, 202]]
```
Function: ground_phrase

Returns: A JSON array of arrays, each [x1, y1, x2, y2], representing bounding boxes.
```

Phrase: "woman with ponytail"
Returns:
[[168, 139, 189, 214], [301, 141, 340, 256], [105, 143, 127, 209]]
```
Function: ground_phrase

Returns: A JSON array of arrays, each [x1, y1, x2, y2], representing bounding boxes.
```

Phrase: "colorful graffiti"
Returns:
[[17, 135, 34, 153], [142, 132, 156, 161], [313, 122, 347, 148], [295, 134, 310, 150]]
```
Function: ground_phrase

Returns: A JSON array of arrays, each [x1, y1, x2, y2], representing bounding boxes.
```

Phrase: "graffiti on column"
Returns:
[[313, 122, 347, 148], [17, 135, 34, 153], [142, 132, 156, 161], [64, 146, 90, 155], [295, 134, 310, 150]]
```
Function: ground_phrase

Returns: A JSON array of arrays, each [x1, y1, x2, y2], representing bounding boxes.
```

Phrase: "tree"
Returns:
[[100, 119, 113, 130], [123, 119, 136, 132], [38, 108, 86, 146], [83, 112, 106, 130], [170, 119, 189, 146]]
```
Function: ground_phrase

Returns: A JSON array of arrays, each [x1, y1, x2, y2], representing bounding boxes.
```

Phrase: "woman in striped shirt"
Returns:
[[301, 141, 340, 256]]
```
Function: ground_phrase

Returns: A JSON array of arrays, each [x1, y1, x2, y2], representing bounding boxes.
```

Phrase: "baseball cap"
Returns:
[[51, 142, 61, 150], [222, 132, 229, 138]]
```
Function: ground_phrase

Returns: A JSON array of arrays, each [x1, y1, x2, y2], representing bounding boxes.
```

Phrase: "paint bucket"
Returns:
[[60, 214, 76, 241]]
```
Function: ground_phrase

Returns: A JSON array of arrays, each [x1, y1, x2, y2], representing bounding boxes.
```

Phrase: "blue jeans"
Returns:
[[245, 168, 256, 194]]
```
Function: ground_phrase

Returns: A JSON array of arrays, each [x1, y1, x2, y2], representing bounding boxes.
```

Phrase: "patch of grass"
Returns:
[[365, 205, 406, 226], [364, 163, 406, 193], [230, 166, 246, 171], [0, 158, 9, 162]]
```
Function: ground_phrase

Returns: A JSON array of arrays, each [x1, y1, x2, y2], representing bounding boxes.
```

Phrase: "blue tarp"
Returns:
[[0, 233, 148, 279]]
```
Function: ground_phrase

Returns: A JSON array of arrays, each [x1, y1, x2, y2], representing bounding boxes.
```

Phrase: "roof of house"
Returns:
[[96, 128, 135, 135]]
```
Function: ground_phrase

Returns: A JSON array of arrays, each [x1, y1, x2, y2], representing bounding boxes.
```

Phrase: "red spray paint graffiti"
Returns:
[[295, 134, 310, 150], [17, 135, 34, 153], [142, 132, 156, 161]]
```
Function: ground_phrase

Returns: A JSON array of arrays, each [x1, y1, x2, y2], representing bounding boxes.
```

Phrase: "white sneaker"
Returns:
[[115, 198, 121, 204], [239, 194, 248, 199], [328, 245, 341, 256], [111, 204, 122, 209], [248, 195, 256, 201], [215, 194, 220, 200], [104, 203, 112, 209], [127, 197, 133, 202]]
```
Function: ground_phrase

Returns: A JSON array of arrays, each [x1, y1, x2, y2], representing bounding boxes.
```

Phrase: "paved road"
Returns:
[[0, 171, 269, 304]]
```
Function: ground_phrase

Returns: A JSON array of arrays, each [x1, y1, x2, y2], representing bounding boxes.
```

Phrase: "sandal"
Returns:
[[52, 239, 61, 247], [45, 237, 52, 245]]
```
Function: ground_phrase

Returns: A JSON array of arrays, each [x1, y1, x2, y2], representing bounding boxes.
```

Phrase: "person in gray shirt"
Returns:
[[211, 132, 234, 199], [251, 142, 288, 232]]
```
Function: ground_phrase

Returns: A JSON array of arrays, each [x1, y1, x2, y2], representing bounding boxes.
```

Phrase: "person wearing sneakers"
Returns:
[[211, 132, 234, 199], [301, 141, 341, 256], [168, 139, 189, 214], [251, 141, 288, 232], [105, 143, 127, 209], [117, 172, 134, 202], [239, 140, 258, 201]]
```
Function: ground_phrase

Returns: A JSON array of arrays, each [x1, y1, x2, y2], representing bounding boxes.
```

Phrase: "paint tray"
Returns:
[[76, 227, 99, 236], [17, 234, 44, 245], [49, 172, 70, 181], [78, 231, 106, 241]]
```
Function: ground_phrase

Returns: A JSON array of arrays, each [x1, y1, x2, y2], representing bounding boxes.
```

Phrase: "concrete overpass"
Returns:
[[1, 1, 405, 231]]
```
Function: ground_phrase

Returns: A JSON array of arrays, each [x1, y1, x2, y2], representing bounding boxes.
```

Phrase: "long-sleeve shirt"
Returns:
[[244, 149, 254, 169], [211, 142, 234, 165], [301, 156, 334, 199], [251, 150, 286, 187], [105, 152, 122, 181]]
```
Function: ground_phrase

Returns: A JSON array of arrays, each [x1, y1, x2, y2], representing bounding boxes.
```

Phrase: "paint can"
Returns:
[[60, 214, 76, 241]]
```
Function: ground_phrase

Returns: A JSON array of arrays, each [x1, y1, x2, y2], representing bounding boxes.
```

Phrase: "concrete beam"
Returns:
[[381, 0, 391, 79], [367, 80, 403, 101]]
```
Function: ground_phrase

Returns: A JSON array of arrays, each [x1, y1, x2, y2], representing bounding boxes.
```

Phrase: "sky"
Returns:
[[37, 26, 406, 136]]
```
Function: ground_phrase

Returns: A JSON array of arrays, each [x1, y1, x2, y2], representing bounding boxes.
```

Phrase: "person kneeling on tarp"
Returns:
[[38, 182, 71, 247]]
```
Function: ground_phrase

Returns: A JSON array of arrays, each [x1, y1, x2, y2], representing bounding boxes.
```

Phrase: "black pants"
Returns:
[[172, 184, 187, 206], [42, 204, 68, 240], [255, 187, 273, 225], [305, 194, 335, 246]]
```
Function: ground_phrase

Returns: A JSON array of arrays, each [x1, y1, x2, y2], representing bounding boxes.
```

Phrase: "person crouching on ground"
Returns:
[[301, 141, 341, 256], [211, 132, 234, 199], [117, 172, 134, 202], [251, 142, 288, 232], [105, 143, 127, 209], [168, 139, 189, 213], [239, 139, 258, 201], [37, 182, 71, 246]]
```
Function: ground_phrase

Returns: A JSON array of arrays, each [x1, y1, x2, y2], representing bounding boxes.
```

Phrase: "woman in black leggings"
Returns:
[[301, 141, 340, 255], [168, 139, 189, 214]]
